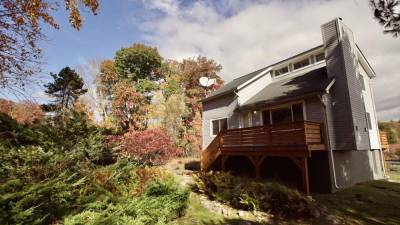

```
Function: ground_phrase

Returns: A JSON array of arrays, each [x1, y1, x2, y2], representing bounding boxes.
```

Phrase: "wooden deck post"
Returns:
[[221, 155, 228, 171], [289, 156, 310, 196], [248, 155, 266, 179]]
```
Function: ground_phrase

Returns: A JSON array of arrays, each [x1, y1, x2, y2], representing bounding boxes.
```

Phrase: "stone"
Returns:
[[311, 208, 321, 218]]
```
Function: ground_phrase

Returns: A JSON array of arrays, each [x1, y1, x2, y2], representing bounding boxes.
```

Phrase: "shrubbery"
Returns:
[[193, 171, 316, 217], [120, 128, 181, 165], [0, 111, 189, 225]]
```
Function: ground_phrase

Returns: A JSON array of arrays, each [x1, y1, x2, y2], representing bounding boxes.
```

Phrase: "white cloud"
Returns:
[[139, 0, 399, 121]]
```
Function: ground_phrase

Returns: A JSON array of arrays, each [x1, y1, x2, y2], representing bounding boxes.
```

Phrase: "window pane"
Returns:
[[262, 110, 270, 125], [271, 107, 292, 124], [212, 120, 219, 135], [293, 58, 310, 70], [275, 66, 289, 76], [292, 103, 304, 121], [366, 112, 372, 130], [316, 53, 325, 62], [220, 118, 228, 131], [358, 74, 365, 90], [241, 113, 250, 128]]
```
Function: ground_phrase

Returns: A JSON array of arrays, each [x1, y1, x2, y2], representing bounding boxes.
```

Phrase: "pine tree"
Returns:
[[45, 67, 88, 110]]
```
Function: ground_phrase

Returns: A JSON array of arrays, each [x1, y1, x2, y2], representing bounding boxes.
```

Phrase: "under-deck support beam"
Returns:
[[248, 155, 266, 178], [289, 156, 310, 195]]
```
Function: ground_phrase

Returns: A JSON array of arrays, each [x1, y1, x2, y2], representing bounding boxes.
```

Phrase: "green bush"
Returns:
[[64, 179, 189, 225], [193, 171, 316, 217]]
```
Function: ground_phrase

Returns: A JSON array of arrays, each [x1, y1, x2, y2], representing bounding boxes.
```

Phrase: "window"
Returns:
[[211, 118, 227, 135], [274, 66, 289, 76], [358, 73, 365, 90], [315, 53, 325, 62], [366, 112, 372, 130], [292, 103, 304, 122], [262, 110, 271, 125], [293, 58, 310, 70], [271, 107, 292, 124], [240, 112, 251, 128]]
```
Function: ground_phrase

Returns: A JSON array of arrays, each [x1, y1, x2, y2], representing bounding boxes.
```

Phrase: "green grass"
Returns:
[[170, 193, 225, 225], [387, 164, 400, 181], [314, 180, 400, 225]]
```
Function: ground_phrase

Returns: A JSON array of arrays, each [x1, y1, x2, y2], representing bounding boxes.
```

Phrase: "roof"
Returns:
[[241, 67, 332, 108], [200, 45, 324, 103], [200, 66, 268, 102]]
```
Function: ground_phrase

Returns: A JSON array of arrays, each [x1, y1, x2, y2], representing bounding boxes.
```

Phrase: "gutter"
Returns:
[[318, 81, 340, 190]]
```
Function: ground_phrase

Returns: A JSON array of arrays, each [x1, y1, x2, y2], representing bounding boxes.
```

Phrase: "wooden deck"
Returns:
[[201, 121, 326, 195], [380, 131, 389, 150]]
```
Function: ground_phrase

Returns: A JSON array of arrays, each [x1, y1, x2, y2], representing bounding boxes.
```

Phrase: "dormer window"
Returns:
[[315, 53, 325, 62], [293, 58, 310, 70], [274, 66, 289, 76]]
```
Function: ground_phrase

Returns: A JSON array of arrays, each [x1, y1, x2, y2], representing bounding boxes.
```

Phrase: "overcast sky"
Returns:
[[3, 0, 398, 121]]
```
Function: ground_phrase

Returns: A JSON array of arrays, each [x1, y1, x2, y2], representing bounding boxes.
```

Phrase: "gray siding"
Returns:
[[202, 94, 239, 149], [305, 98, 324, 123], [330, 149, 384, 191], [321, 19, 370, 150]]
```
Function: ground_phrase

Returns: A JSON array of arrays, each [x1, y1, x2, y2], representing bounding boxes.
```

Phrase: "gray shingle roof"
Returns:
[[200, 67, 268, 102], [200, 45, 324, 103], [241, 67, 332, 108]]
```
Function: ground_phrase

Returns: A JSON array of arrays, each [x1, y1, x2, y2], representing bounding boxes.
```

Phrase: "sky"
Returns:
[[3, 0, 399, 121]]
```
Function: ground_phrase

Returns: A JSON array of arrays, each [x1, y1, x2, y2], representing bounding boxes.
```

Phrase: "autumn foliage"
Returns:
[[0, 98, 44, 124], [120, 128, 181, 165]]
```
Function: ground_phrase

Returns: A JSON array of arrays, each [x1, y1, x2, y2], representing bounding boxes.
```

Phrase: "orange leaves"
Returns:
[[1, 0, 99, 88], [0, 98, 44, 124]]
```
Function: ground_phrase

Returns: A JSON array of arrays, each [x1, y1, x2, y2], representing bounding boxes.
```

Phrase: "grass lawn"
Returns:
[[314, 180, 400, 225], [387, 164, 400, 181], [174, 180, 400, 225]]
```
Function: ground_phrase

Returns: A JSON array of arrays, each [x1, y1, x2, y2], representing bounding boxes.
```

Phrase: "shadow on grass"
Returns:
[[314, 180, 400, 225]]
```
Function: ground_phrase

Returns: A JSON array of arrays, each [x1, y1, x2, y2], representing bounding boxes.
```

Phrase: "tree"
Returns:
[[111, 80, 146, 131], [45, 67, 87, 110], [370, 0, 400, 37], [0, 0, 99, 89], [94, 59, 118, 120], [114, 44, 163, 95], [0, 98, 43, 124]]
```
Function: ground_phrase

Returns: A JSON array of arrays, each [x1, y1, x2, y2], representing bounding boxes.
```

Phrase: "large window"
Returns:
[[211, 118, 227, 136], [271, 107, 292, 124], [263, 103, 304, 125], [293, 58, 310, 70], [292, 103, 304, 121]]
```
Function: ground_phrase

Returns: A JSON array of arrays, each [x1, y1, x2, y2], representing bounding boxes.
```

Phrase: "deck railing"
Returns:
[[220, 121, 323, 147], [380, 131, 389, 150]]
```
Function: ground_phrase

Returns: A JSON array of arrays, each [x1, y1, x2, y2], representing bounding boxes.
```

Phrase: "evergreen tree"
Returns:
[[45, 67, 88, 110]]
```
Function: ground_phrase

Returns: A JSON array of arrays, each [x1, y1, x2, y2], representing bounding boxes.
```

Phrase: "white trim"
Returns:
[[237, 67, 272, 90], [259, 100, 306, 125], [210, 117, 228, 137], [325, 78, 336, 94]]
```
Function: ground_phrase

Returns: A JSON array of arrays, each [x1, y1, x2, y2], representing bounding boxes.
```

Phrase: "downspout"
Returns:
[[318, 93, 340, 190]]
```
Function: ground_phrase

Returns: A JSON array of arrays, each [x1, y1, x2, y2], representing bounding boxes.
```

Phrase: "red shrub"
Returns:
[[120, 128, 181, 165]]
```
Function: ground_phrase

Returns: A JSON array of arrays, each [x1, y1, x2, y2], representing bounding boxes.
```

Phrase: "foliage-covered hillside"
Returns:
[[379, 120, 400, 144]]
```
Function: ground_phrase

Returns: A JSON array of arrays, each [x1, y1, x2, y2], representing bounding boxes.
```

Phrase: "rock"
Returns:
[[326, 215, 341, 225], [311, 208, 321, 218]]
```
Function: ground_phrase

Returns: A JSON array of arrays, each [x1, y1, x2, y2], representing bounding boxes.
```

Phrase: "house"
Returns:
[[200, 18, 386, 195]]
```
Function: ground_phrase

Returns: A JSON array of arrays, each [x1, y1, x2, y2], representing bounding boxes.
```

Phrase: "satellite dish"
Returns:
[[199, 77, 216, 87]]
